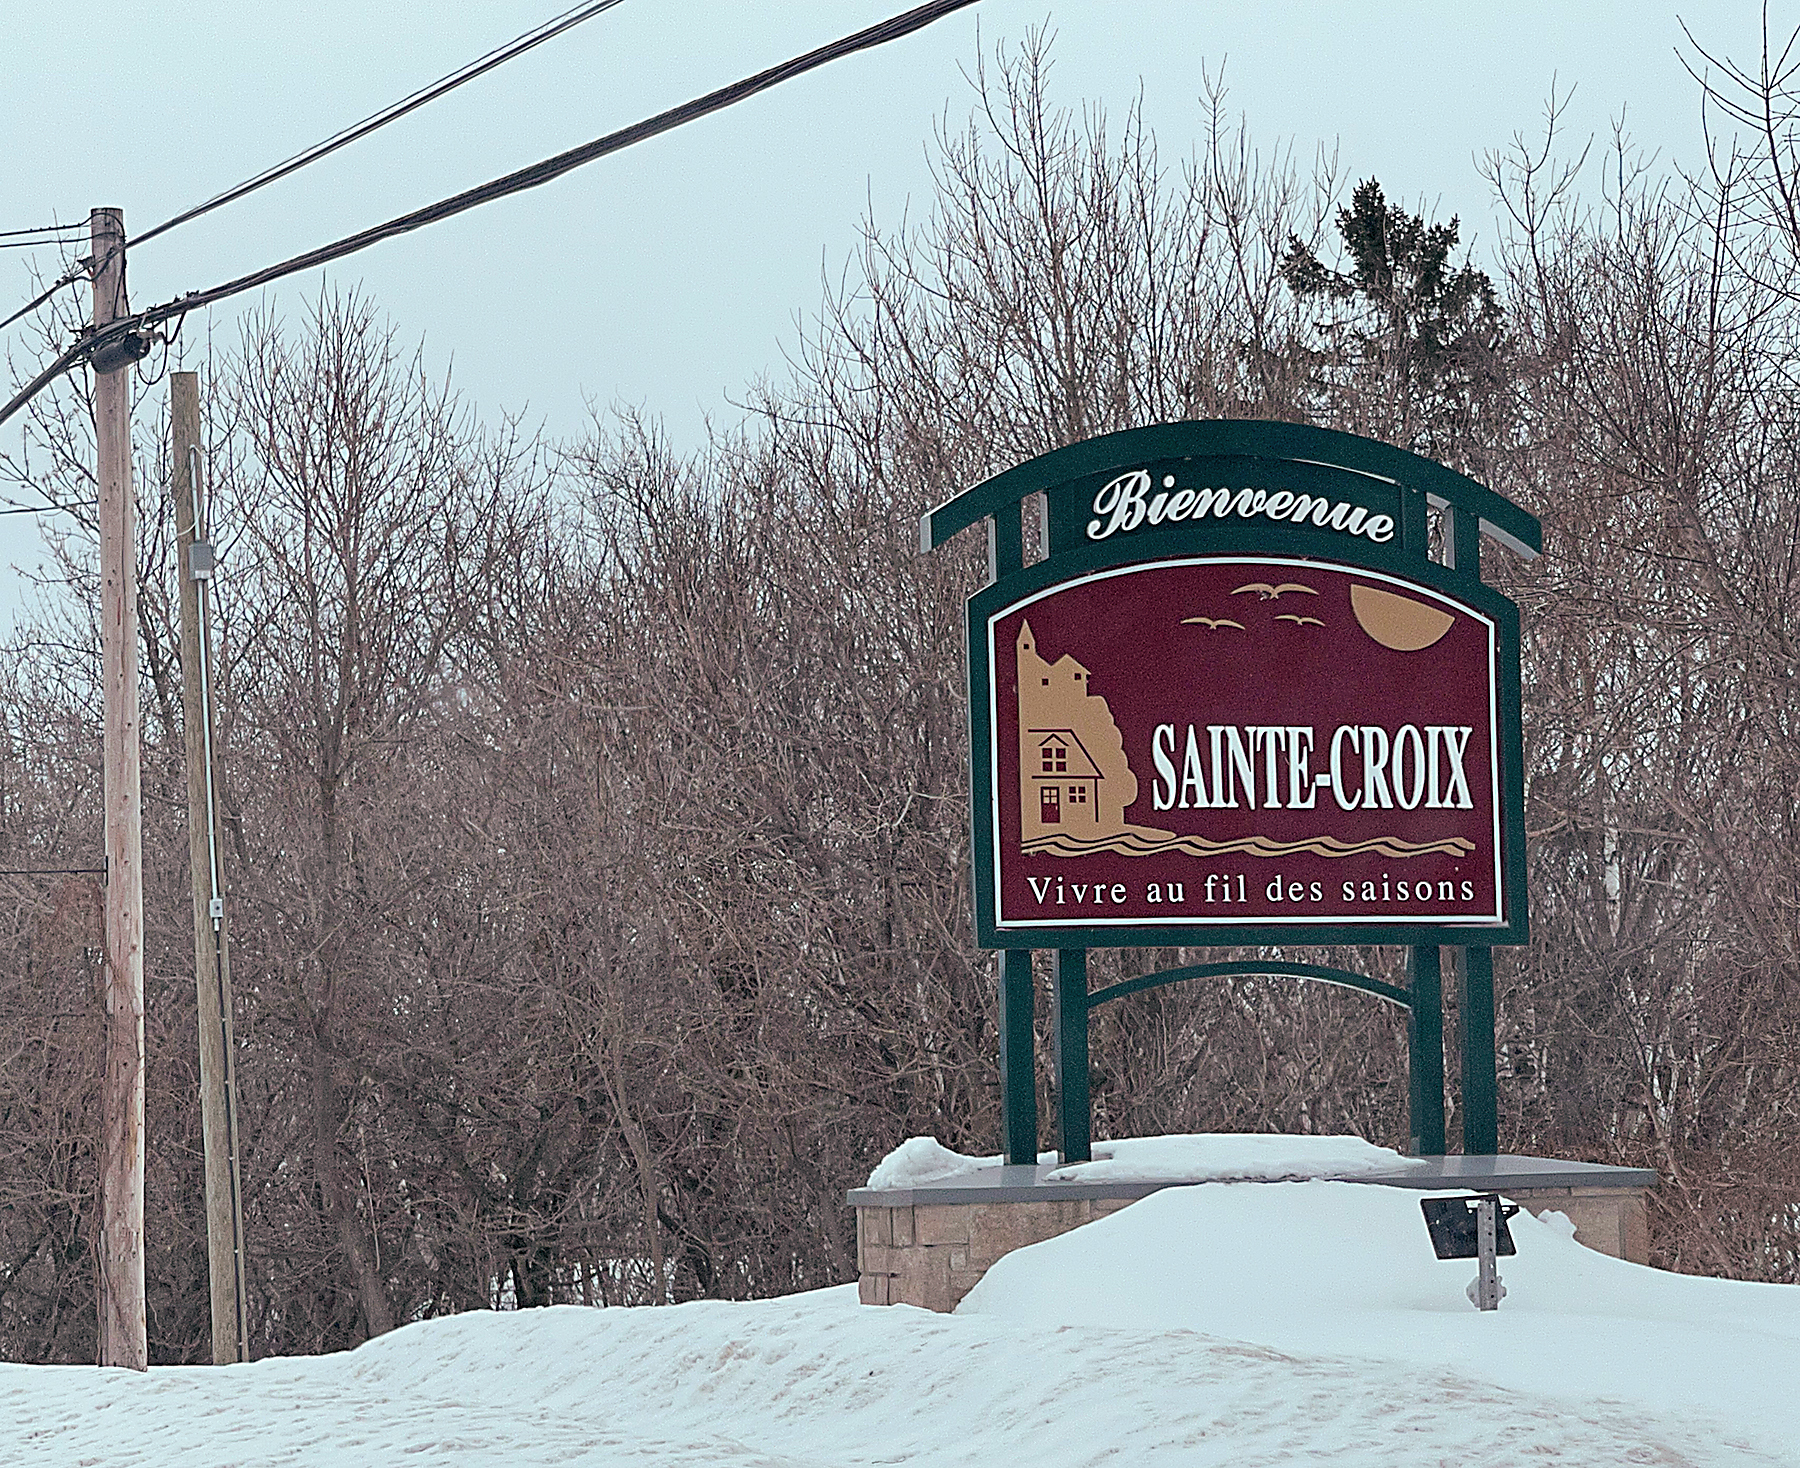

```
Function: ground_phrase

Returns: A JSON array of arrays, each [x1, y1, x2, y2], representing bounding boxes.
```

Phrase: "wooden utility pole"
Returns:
[[93, 206, 147, 1370], [171, 372, 249, 1363]]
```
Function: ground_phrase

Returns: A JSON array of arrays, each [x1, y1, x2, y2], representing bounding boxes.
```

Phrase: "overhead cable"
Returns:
[[0, 342, 92, 426], [0, 0, 979, 431], [0, 224, 85, 241], [0, 500, 97, 517], [0, 1, 627, 338], [130, 0, 630, 252]]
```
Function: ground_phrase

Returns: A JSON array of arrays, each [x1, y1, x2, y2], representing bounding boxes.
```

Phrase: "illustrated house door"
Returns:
[[1040, 785, 1061, 823]]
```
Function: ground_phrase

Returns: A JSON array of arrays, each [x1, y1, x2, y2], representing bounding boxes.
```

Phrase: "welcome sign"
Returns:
[[984, 554, 1506, 937], [929, 421, 1535, 951]]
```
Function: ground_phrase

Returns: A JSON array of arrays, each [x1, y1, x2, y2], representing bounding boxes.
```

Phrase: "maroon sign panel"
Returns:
[[985, 556, 1505, 933]]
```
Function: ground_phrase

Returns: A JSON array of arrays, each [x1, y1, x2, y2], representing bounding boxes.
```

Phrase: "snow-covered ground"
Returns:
[[5, 1179, 1796, 1465]]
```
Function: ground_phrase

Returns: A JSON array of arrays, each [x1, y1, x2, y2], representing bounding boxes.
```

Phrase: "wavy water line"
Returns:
[[1021, 830, 1476, 861]]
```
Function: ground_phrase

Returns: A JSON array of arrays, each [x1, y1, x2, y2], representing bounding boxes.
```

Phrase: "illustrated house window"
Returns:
[[1069, 785, 1088, 804], [1040, 785, 1061, 823], [1041, 739, 1068, 774]]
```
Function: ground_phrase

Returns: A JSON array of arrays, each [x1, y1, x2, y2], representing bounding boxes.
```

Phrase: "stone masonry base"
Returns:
[[855, 1179, 1652, 1313], [856, 1197, 1135, 1311]]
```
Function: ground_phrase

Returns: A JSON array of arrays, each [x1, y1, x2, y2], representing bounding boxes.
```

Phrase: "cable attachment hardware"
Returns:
[[87, 326, 154, 375]]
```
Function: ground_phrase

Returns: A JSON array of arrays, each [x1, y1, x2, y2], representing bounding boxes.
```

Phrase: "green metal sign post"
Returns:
[[922, 421, 1539, 1163]]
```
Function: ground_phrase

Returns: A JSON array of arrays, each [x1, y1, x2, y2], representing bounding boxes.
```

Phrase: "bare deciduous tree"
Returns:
[[2, 26, 1798, 1366]]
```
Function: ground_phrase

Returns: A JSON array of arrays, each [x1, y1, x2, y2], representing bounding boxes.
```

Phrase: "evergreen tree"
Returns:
[[1279, 178, 1504, 452]]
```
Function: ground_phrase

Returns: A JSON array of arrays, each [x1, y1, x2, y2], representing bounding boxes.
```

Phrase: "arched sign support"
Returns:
[[924, 421, 1538, 1162]]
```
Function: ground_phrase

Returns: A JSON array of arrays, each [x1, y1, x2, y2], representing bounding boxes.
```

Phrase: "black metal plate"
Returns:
[[1421, 1194, 1518, 1259]]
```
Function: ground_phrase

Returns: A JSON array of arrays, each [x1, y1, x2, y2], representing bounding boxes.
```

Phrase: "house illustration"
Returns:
[[1016, 621, 1138, 843], [1029, 729, 1103, 828]]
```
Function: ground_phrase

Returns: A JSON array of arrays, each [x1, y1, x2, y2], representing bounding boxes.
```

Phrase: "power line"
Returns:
[[0, 2, 628, 338], [131, 0, 629, 251], [0, 0, 979, 431], [0, 500, 96, 517], [0, 267, 88, 336], [0, 339, 93, 427], [0, 224, 85, 241]]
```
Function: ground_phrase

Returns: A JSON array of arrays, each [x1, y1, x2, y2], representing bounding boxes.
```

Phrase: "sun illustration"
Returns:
[[1350, 584, 1454, 651]]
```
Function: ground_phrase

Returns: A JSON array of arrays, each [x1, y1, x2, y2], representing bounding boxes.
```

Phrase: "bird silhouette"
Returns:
[[1181, 616, 1245, 630], [1231, 581, 1319, 600], [1275, 614, 1325, 627]]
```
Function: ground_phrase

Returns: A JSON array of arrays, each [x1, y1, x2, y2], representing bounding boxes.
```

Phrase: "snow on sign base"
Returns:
[[863, 1136, 1060, 1188], [1042, 1131, 1425, 1183], [7, 1183, 1794, 1466], [864, 1131, 1423, 1187]]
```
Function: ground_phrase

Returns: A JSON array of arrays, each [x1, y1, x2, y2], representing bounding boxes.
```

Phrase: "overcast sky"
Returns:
[[0, 1, 1769, 625]]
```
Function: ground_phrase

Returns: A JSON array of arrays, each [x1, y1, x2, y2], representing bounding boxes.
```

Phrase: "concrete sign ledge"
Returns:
[[846, 1153, 1656, 1209]]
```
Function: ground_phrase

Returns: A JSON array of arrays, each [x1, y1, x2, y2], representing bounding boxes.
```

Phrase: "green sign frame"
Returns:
[[922, 419, 1541, 1164]]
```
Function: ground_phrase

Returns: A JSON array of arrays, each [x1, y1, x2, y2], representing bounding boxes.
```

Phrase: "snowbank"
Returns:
[[5, 1174, 1796, 1464], [8, 1282, 1780, 1467], [960, 1179, 1800, 1456]]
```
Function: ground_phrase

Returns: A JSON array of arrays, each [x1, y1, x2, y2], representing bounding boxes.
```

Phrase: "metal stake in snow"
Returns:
[[1469, 1197, 1506, 1311]]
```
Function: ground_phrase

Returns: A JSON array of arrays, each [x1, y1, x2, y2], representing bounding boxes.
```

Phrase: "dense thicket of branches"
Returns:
[[1, 38, 1796, 1362]]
